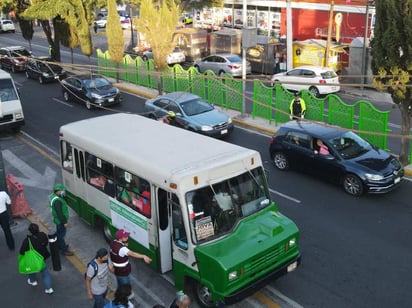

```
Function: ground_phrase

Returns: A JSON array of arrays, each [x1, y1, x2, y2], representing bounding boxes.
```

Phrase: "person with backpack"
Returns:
[[85, 248, 114, 308], [289, 92, 306, 120]]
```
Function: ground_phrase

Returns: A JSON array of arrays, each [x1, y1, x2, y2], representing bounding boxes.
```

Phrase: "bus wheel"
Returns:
[[193, 281, 215, 308], [100, 219, 112, 243]]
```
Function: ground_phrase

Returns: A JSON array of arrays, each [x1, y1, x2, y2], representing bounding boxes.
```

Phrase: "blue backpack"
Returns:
[[84, 259, 98, 280]]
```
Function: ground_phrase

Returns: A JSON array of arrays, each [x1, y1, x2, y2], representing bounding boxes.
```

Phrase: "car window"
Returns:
[[84, 77, 111, 89], [330, 132, 371, 159], [302, 69, 315, 77], [226, 55, 242, 63], [68, 78, 82, 88], [153, 99, 170, 109], [12, 49, 30, 57], [180, 99, 213, 116], [287, 69, 302, 77], [285, 132, 312, 149], [321, 70, 338, 79], [165, 102, 181, 114]]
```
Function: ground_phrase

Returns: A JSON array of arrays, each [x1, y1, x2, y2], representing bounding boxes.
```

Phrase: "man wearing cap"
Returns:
[[85, 248, 114, 308], [49, 183, 74, 256], [109, 229, 152, 286], [289, 92, 306, 120]]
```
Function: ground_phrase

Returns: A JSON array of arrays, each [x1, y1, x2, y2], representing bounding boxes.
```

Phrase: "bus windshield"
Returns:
[[0, 79, 18, 102], [185, 167, 270, 244]]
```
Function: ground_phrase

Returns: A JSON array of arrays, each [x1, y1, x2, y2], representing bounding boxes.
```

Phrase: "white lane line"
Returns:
[[266, 285, 304, 308], [269, 188, 301, 204], [20, 131, 60, 158], [53, 97, 73, 107], [403, 176, 412, 182]]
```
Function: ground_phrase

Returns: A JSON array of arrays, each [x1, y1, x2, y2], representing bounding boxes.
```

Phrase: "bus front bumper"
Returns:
[[223, 253, 301, 305]]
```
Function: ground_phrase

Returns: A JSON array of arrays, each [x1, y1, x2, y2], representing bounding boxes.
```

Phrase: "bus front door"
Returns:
[[157, 188, 172, 273]]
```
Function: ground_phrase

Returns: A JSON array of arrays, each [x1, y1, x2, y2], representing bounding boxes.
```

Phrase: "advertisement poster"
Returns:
[[110, 198, 149, 249]]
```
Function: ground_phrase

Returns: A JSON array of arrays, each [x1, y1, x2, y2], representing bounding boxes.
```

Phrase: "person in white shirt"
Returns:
[[0, 190, 15, 250]]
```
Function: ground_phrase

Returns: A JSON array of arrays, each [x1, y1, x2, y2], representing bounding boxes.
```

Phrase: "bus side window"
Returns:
[[172, 196, 187, 250], [60, 141, 73, 173], [86, 153, 114, 197]]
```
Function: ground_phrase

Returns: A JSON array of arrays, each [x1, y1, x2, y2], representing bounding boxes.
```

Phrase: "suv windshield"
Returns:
[[11, 49, 30, 57], [185, 167, 270, 244], [330, 131, 372, 159]]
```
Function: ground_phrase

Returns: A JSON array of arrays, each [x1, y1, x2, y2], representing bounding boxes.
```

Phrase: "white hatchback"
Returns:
[[271, 65, 340, 97], [0, 20, 16, 33]]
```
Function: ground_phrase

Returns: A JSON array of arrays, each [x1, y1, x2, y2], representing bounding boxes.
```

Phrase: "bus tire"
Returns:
[[193, 280, 215, 308], [98, 218, 112, 243]]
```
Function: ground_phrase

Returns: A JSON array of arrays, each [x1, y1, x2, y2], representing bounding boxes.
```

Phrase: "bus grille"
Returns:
[[0, 114, 13, 123], [243, 244, 286, 278]]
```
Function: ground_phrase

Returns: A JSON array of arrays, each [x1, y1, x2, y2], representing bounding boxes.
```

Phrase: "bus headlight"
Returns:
[[228, 271, 238, 280], [289, 238, 296, 247], [15, 113, 23, 120]]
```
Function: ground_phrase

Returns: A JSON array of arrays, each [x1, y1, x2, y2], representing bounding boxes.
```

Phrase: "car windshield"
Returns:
[[226, 55, 242, 63], [330, 131, 372, 159], [320, 70, 338, 79], [0, 79, 18, 102], [83, 77, 111, 89], [180, 98, 213, 116], [11, 49, 30, 57], [185, 167, 270, 244]]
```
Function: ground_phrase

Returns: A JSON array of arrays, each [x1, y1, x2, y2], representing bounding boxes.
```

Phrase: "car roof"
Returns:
[[279, 121, 345, 139], [292, 65, 334, 72], [155, 91, 200, 103], [209, 53, 238, 58]]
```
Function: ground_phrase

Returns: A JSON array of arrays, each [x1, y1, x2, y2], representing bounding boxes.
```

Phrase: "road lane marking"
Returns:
[[53, 97, 74, 107], [253, 291, 281, 308], [266, 286, 304, 308], [269, 188, 302, 204]]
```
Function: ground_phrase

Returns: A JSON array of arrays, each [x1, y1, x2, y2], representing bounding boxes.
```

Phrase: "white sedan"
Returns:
[[271, 65, 340, 97], [142, 48, 186, 65]]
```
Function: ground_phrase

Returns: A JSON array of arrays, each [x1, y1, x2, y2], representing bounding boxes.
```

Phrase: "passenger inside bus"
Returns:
[[89, 174, 107, 189], [63, 152, 73, 172], [120, 181, 139, 205]]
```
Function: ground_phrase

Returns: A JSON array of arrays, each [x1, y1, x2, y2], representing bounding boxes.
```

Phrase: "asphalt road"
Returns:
[[1, 30, 412, 308]]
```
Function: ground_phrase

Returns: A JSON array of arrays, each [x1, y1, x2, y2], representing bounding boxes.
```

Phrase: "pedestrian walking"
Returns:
[[86, 248, 114, 308], [104, 283, 134, 308], [20, 223, 54, 294], [49, 183, 74, 256], [0, 190, 15, 250], [109, 229, 152, 286], [289, 92, 306, 120]]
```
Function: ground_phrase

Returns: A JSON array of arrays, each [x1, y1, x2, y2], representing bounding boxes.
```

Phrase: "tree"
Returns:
[[371, 0, 412, 165], [106, 0, 124, 81], [134, 0, 180, 93], [59, 21, 80, 64]]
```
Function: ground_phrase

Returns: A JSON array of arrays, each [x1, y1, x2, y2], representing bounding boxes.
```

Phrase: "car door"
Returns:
[[202, 56, 215, 73], [283, 69, 303, 91], [152, 98, 171, 118], [299, 69, 316, 91], [311, 139, 345, 184], [165, 101, 187, 129], [283, 131, 314, 172]]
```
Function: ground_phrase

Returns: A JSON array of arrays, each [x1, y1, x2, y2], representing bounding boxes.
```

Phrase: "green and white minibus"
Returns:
[[59, 113, 300, 307]]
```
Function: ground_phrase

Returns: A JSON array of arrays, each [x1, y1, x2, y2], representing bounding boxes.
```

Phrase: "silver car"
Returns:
[[194, 54, 252, 77], [144, 92, 234, 138]]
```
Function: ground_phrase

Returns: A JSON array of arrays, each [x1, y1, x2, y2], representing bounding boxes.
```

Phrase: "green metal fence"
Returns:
[[96, 49, 409, 159]]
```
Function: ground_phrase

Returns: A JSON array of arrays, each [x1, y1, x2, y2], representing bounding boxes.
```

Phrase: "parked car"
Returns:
[[61, 74, 122, 110], [94, 16, 107, 28], [194, 54, 252, 77], [269, 121, 404, 196], [142, 48, 186, 65], [25, 57, 65, 84], [271, 65, 340, 97], [0, 19, 16, 33], [144, 92, 234, 138], [0, 46, 31, 72]]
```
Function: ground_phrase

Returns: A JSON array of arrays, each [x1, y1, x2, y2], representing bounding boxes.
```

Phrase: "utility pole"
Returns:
[[325, 0, 335, 68], [361, 1, 371, 88], [286, 0, 292, 70]]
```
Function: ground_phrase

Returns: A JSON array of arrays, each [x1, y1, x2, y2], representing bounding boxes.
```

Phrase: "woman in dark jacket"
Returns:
[[19, 223, 54, 294]]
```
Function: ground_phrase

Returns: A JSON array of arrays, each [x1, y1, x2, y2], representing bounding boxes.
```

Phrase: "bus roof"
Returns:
[[60, 113, 260, 185]]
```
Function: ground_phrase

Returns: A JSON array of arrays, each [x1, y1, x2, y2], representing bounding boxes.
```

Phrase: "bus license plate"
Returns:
[[108, 98, 114, 102], [394, 177, 400, 184], [287, 261, 297, 272], [221, 129, 228, 135]]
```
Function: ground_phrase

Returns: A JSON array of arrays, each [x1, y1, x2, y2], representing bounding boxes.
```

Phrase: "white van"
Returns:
[[0, 69, 24, 132]]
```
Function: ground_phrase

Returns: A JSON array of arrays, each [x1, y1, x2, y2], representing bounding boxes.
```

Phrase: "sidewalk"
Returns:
[[112, 80, 412, 177]]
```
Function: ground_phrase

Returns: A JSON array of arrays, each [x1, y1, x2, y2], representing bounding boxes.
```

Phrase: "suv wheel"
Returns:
[[273, 152, 289, 170]]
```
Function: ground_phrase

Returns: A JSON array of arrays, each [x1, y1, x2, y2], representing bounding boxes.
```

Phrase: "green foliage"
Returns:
[[107, 0, 124, 63], [134, 0, 180, 71]]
